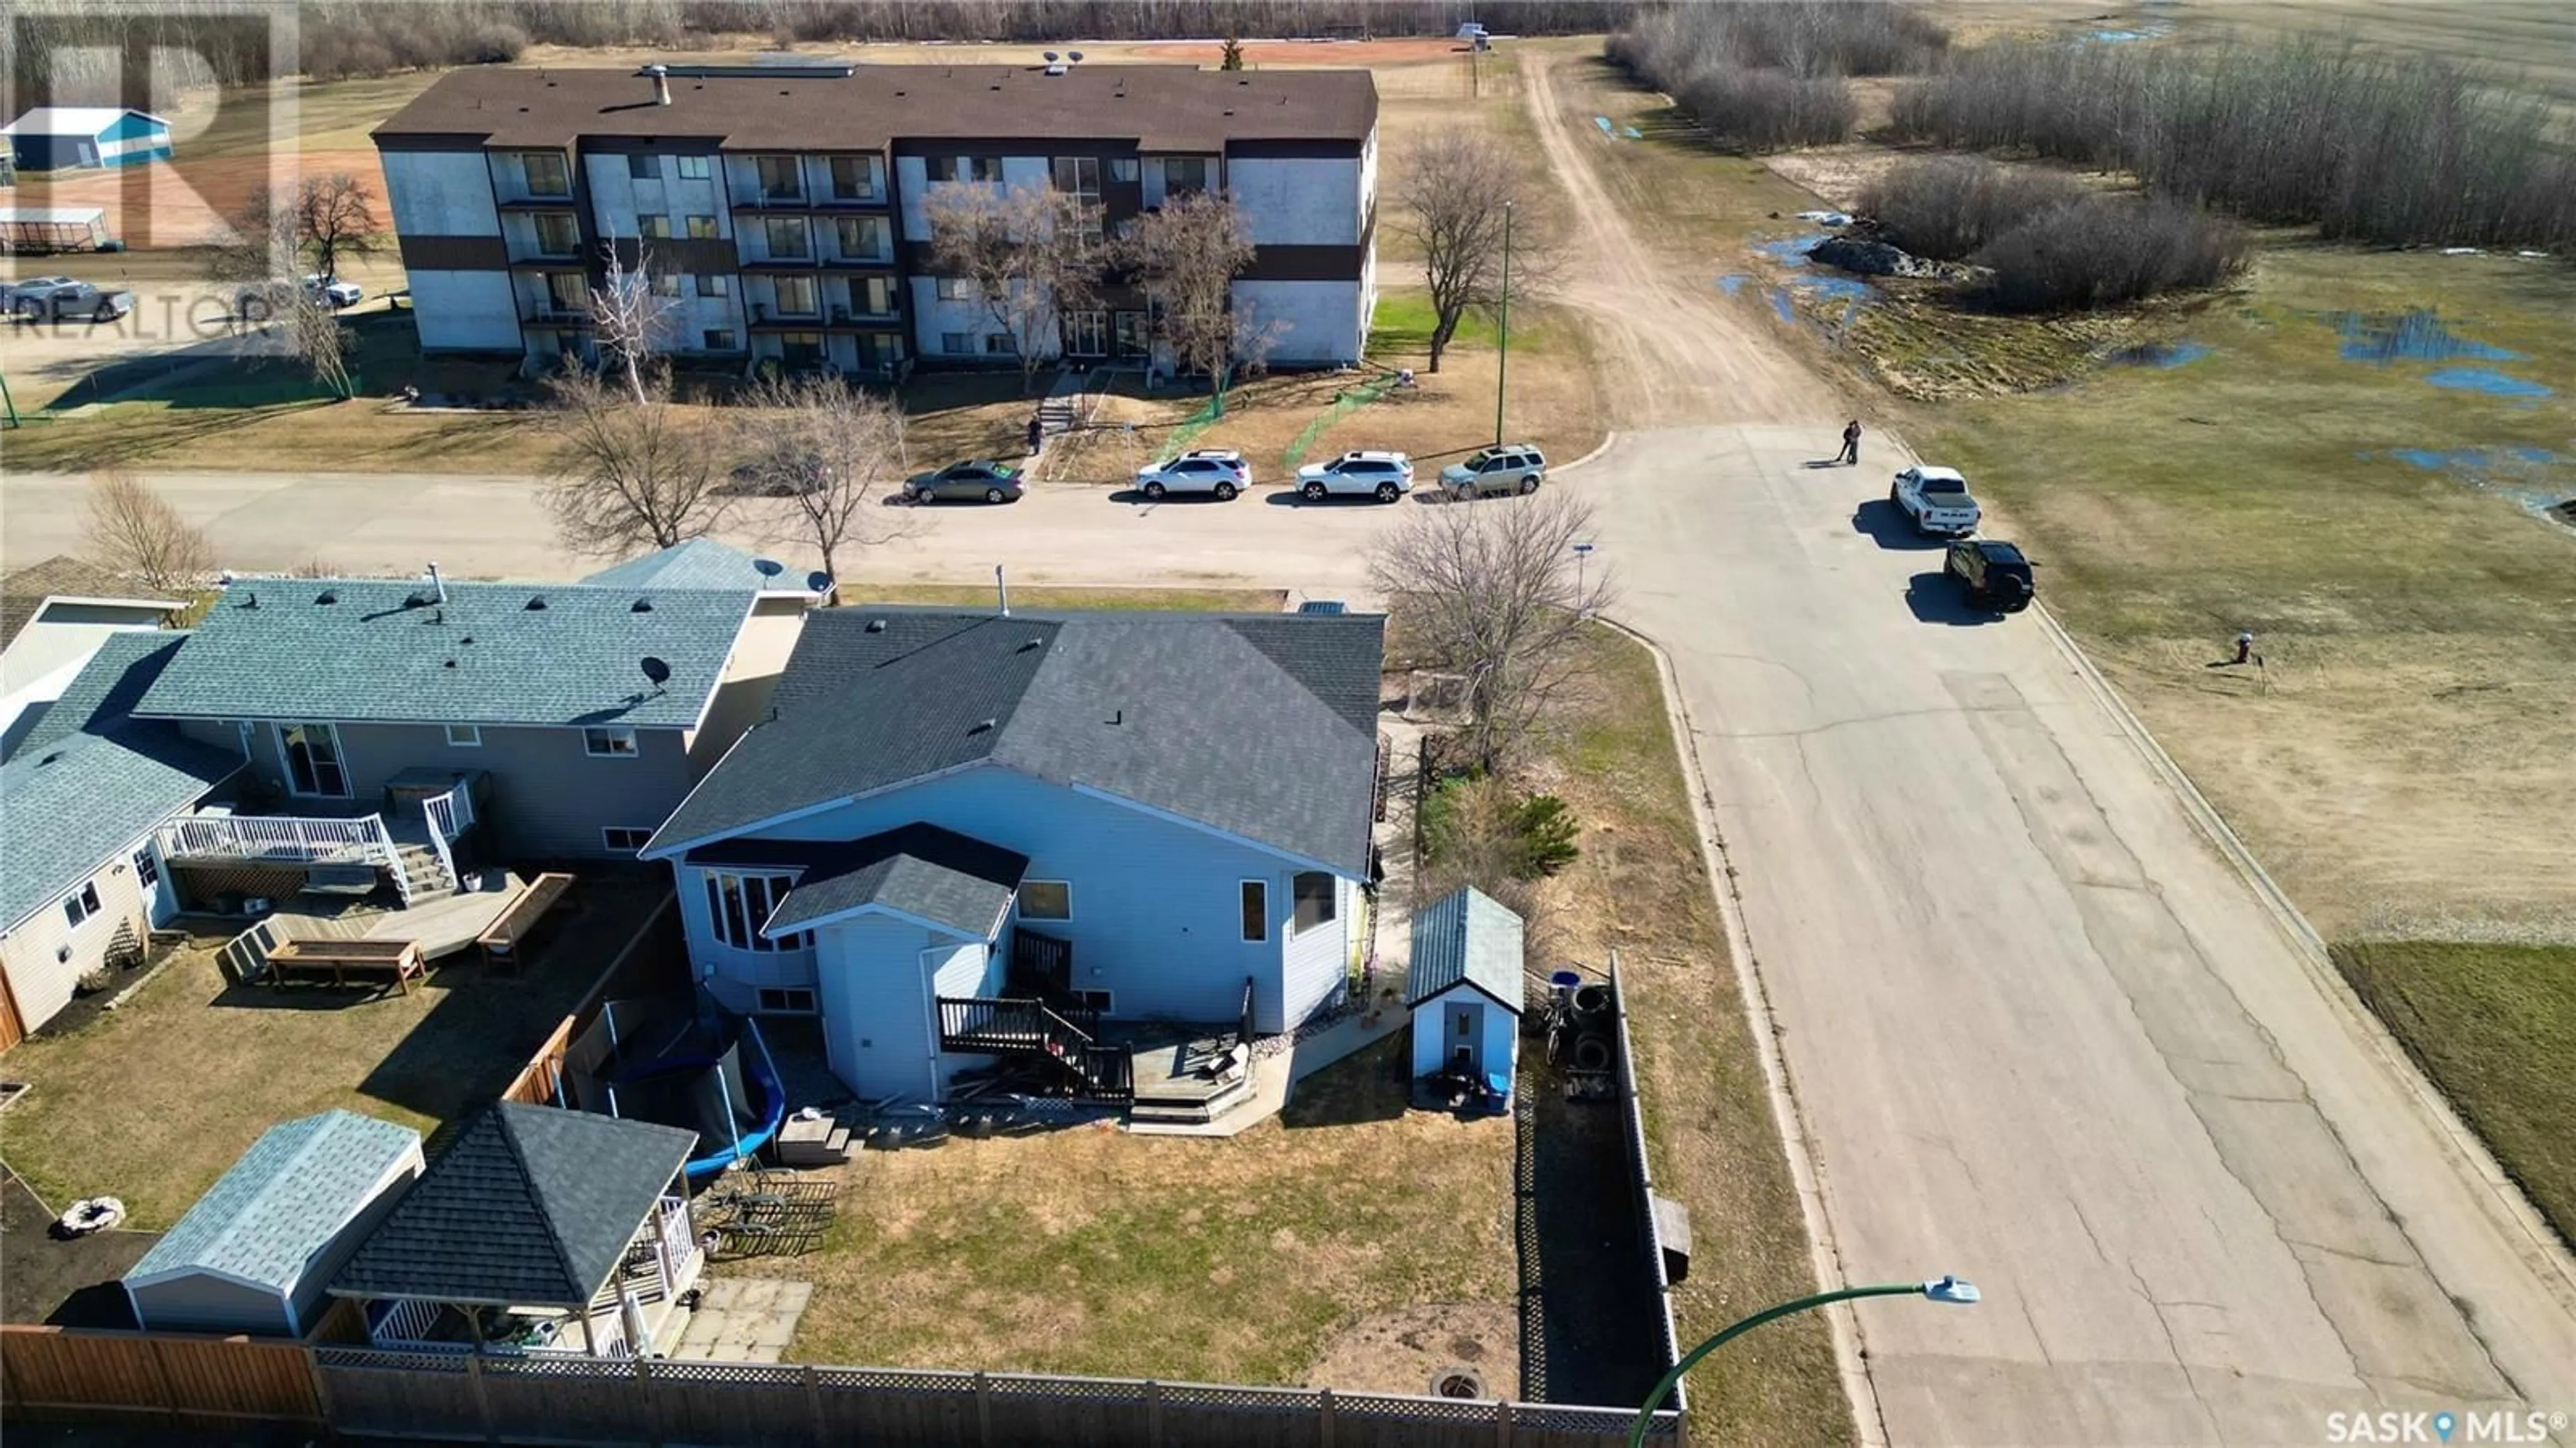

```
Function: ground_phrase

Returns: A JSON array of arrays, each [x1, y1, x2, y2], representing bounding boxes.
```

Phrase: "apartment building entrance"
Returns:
[[1114, 311, 1150, 361], [1062, 310, 1108, 359]]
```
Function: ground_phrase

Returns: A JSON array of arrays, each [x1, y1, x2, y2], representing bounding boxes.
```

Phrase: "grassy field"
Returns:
[[733, 1041, 1519, 1388], [0, 880, 659, 1229], [2332, 942, 2576, 1246], [1544, 627, 1849, 1447]]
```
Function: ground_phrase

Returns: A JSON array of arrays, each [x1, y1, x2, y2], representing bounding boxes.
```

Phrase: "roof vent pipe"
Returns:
[[996, 564, 1010, 618], [426, 561, 447, 605], [646, 63, 672, 107]]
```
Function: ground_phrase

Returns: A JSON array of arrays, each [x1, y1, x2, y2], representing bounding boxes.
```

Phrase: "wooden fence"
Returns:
[[3, 1329, 1681, 1446], [501, 890, 679, 1106]]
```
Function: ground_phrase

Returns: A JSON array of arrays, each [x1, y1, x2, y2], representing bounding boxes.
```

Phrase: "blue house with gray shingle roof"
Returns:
[[123, 1110, 424, 1337], [1406, 886, 1525, 1107], [0, 632, 240, 1044], [643, 605, 1385, 1105]]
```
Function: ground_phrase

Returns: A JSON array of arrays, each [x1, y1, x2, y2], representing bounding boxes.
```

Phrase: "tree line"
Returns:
[[10, 0, 1631, 90], [1888, 37, 2576, 252], [1605, 1, 1946, 152]]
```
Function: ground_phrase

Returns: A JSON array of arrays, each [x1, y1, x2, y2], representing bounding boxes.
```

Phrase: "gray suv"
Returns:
[[1440, 444, 1548, 498]]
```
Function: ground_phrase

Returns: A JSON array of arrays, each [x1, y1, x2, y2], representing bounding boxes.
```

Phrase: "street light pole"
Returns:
[[1493, 199, 1512, 448], [1626, 1277, 1980, 1448]]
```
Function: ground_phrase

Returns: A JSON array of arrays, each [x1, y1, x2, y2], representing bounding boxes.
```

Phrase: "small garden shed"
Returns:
[[1407, 886, 1525, 1110], [122, 1109, 423, 1337]]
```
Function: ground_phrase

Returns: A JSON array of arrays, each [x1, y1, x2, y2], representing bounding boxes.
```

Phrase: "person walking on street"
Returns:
[[1026, 415, 1044, 456], [1839, 419, 1862, 466]]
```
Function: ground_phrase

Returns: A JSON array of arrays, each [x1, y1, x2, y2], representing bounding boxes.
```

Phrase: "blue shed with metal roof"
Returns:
[[3, 107, 173, 172], [1407, 886, 1525, 1108], [123, 1110, 423, 1337]]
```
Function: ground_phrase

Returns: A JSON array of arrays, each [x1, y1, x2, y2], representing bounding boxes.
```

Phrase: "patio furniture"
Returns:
[[264, 938, 426, 996], [476, 872, 576, 972]]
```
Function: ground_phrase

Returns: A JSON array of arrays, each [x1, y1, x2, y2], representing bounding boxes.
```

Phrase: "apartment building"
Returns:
[[372, 58, 1378, 377]]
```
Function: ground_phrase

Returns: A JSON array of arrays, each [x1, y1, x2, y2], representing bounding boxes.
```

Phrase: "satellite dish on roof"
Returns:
[[640, 656, 672, 692], [806, 570, 834, 595], [1069, 50, 1085, 62], [1043, 50, 1061, 62], [752, 556, 786, 579]]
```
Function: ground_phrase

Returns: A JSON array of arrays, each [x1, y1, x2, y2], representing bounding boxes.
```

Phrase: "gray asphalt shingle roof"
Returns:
[[133, 578, 753, 729], [650, 609, 1384, 875], [579, 538, 806, 594], [1407, 887, 1526, 1013], [331, 1103, 694, 1308], [692, 825, 1030, 939], [0, 633, 241, 933], [125, 1110, 421, 1295]]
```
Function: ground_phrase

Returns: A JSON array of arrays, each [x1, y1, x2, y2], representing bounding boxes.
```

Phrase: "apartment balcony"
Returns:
[[521, 303, 594, 329], [818, 251, 898, 270], [747, 310, 902, 334], [494, 194, 579, 212], [729, 190, 888, 213], [736, 254, 820, 272]]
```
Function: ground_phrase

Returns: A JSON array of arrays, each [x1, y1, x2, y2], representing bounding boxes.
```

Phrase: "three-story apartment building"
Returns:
[[372, 58, 1377, 377]]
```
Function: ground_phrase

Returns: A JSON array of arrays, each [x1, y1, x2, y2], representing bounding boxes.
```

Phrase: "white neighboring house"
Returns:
[[644, 606, 1387, 1104]]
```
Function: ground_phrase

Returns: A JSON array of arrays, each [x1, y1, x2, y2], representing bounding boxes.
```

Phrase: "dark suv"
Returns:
[[1944, 539, 2034, 612]]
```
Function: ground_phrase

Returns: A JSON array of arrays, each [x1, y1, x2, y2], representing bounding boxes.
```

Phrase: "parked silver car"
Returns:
[[1440, 444, 1549, 498], [905, 460, 1026, 505]]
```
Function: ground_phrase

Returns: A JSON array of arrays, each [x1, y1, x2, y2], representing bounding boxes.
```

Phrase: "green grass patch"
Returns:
[[1368, 287, 1565, 361], [850, 584, 1286, 613], [2332, 942, 2576, 1247]]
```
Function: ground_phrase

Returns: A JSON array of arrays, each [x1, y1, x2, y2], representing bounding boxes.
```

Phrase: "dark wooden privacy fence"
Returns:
[[3, 1327, 1683, 1447]]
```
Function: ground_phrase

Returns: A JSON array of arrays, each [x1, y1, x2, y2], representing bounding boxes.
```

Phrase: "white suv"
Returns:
[[1132, 448, 1248, 501], [1295, 450, 1414, 503]]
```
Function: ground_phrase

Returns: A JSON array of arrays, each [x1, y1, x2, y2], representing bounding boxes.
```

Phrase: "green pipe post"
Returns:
[[1627, 1278, 1980, 1448]]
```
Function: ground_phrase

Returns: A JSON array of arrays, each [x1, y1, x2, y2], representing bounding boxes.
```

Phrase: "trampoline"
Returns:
[[562, 995, 788, 1182]]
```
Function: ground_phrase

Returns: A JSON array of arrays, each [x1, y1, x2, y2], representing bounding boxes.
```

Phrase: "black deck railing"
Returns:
[[936, 995, 1130, 1103]]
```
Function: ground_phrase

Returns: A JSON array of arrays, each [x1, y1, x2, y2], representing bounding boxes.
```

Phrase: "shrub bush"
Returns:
[[1858, 156, 2088, 262], [1672, 63, 1858, 152], [1972, 197, 2249, 312]]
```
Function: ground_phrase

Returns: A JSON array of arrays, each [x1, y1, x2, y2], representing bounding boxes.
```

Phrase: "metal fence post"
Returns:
[[973, 1369, 994, 1446], [803, 1364, 826, 1446], [1318, 1386, 1336, 1448], [1495, 1396, 1514, 1448], [1146, 1379, 1164, 1448], [465, 1351, 496, 1442]]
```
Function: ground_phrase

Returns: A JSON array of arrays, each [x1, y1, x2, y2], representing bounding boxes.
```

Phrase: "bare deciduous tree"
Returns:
[[733, 374, 913, 585], [1396, 127, 1563, 372], [213, 172, 383, 285], [1371, 490, 1612, 772], [1118, 191, 1271, 413], [539, 364, 732, 556], [84, 468, 213, 590], [592, 244, 679, 406], [283, 289, 358, 399], [922, 182, 1106, 395]]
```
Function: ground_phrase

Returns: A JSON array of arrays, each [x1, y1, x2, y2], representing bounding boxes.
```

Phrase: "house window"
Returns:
[[652, 271, 683, 297], [833, 214, 888, 261], [1109, 157, 1139, 183], [132, 846, 160, 890], [584, 726, 639, 758], [627, 154, 657, 180], [828, 155, 879, 201], [686, 214, 720, 239], [63, 882, 103, 929], [521, 152, 570, 197], [637, 213, 671, 239], [279, 721, 350, 797], [764, 216, 810, 259], [934, 276, 969, 301], [697, 273, 731, 299], [602, 827, 653, 853], [704, 328, 739, 351], [773, 274, 818, 315], [757, 986, 818, 1013], [1292, 871, 1337, 935], [1161, 156, 1210, 195], [1051, 156, 1100, 203], [985, 333, 1016, 355], [941, 331, 972, 355], [779, 331, 824, 366], [444, 723, 482, 747], [546, 272, 586, 313], [533, 211, 580, 256], [678, 155, 712, 181], [853, 274, 896, 315], [1018, 880, 1071, 921], [930, 156, 1000, 183], [755, 154, 802, 201], [706, 872, 808, 951], [1239, 880, 1267, 943]]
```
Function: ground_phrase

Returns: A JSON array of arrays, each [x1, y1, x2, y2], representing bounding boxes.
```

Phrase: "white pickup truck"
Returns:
[[1890, 466, 1982, 537]]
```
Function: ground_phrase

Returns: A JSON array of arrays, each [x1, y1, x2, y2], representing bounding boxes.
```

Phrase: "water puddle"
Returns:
[[2084, 21, 2174, 42], [2334, 309, 2521, 364], [2107, 341, 2214, 369], [2363, 446, 2572, 524], [1715, 274, 1748, 297], [1593, 116, 1616, 137], [1768, 288, 1799, 324], [2425, 368, 2555, 399], [1621, 125, 1643, 140], [1752, 234, 1827, 267], [1792, 274, 1876, 303]]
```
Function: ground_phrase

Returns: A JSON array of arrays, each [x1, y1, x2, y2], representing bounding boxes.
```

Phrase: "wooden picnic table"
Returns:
[[265, 938, 427, 995], [477, 872, 578, 972]]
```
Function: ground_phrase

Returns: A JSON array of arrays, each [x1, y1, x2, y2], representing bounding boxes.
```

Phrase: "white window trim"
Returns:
[[445, 723, 482, 748], [704, 870, 810, 953], [63, 881, 102, 928], [584, 726, 639, 758], [1018, 880, 1073, 922], [276, 721, 352, 799], [132, 845, 161, 890], [1289, 870, 1339, 939], [1239, 879, 1269, 943]]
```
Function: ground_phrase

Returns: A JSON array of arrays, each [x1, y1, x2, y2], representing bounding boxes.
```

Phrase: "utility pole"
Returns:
[[1493, 200, 1512, 448]]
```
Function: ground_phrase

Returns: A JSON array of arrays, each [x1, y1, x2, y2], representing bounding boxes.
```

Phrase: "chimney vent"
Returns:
[[426, 562, 448, 605], [646, 63, 672, 107]]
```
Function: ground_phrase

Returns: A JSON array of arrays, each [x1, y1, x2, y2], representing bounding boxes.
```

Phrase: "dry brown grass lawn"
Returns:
[[724, 1039, 1517, 1388], [1542, 626, 1850, 1447]]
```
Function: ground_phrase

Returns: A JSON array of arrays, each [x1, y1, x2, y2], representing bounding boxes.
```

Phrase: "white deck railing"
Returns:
[[157, 813, 398, 870], [418, 782, 476, 899]]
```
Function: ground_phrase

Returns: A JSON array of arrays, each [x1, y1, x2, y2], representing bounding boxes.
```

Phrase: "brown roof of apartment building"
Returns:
[[374, 63, 1377, 154]]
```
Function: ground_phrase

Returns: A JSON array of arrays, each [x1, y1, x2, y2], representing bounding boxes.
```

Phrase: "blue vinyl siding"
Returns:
[[813, 915, 941, 1101], [739, 764, 1354, 1031], [1411, 984, 1518, 1086]]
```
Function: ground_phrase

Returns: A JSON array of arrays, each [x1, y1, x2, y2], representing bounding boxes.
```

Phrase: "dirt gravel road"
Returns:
[[1519, 50, 1833, 426]]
